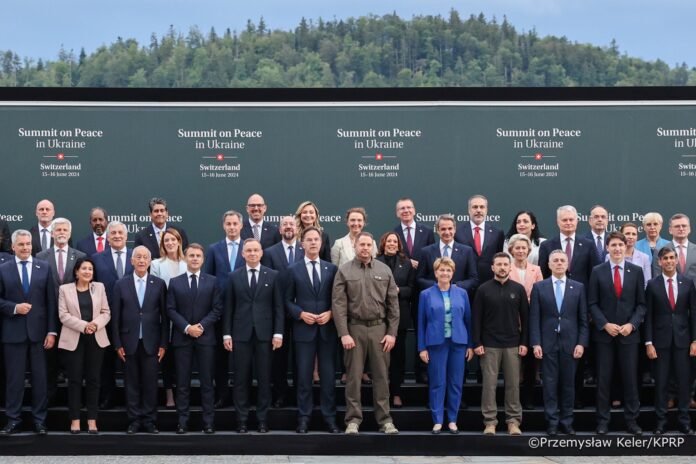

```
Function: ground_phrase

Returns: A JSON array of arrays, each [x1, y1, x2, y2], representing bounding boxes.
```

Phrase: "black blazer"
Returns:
[[539, 235, 600, 288], [240, 220, 281, 249], [30, 225, 73, 256], [0, 219, 10, 252], [529, 277, 589, 354], [111, 274, 169, 356], [454, 223, 504, 282], [644, 274, 696, 349], [416, 241, 479, 295], [166, 272, 222, 347], [588, 261, 647, 344], [393, 223, 435, 262], [92, 247, 134, 305], [133, 224, 189, 259], [224, 265, 284, 342], [285, 259, 338, 342], [75, 233, 109, 257], [377, 254, 416, 330], [36, 247, 86, 294]]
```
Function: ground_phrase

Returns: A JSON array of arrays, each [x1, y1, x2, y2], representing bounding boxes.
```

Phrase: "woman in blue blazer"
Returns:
[[418, 257, 473, 434]]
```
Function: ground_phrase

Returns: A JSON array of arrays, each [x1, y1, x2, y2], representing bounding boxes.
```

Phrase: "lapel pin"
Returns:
[[264, 283, 268, 287], [569, 285, 574, 290], [626, 269, 631, 273], [578, 243, 583, 247]]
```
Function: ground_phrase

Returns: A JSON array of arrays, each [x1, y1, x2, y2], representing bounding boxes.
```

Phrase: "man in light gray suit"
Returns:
[[656, 214, 696, 283], [36, 217, 86, 403]]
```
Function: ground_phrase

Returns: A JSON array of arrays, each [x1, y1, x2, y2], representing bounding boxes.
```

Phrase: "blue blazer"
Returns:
[[635, 237, 670, 264], [416, 241, 479, 295], [529, 277, 589, 354], [417, 284, 471, 352], [261, 241, 305, 272], [92, 247, 134, 305], [285, 259, 338, 342], [111, 274, 169, 356], [644, 274, 696, 349], [204, 239, 245, 292], [75, 234, 108, 258], [588, 261, 646, 344], [539, 236, 600, 288], [240, 221, 281, 249], [166, 272, 222, 347], [393, 223, 435, 262], [0, 259, 57, 343], [455, 224, 505, 283]]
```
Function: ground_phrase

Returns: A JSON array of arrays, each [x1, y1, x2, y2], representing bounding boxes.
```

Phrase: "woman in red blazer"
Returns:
[[58, 257, 111, 434]]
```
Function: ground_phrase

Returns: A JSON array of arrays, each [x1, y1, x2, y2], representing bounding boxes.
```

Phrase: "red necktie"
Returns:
[[679, 246, 686, 274], [97, 236, 104, 253], [474, 226, 482, 256], [613, 265, 622, 298], [668, 278, 676, 310], [405, 227, 413, 255]]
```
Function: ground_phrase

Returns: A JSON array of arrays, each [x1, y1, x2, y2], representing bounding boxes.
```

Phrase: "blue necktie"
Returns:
[[443, 244, 450, 258], [229, 241, 238, 270], [311, 261, 320, 294], [137, 278, 145, 338], [555, 280, 563, 333], [20, 261, 30, 296], [190, 274, 198, 299], [288, 245, 294, 264]]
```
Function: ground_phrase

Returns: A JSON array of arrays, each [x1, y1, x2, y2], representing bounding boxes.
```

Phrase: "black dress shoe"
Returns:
[[0, 422, 19, 435], [237, 423, 248, 434], [214, 398, 228, 408], [596, 424, 609, 435], [203, 425, 215, 434], [127, 422, 140, 434], [176, 424, 187, 434], [626, 423, 642, 435], [547, 426, 558, 436], [574, 400, 584, 409], [522, 402, 535, 410], [143, 423, 159, 434], [34, 423, 47, 435], [327, 423, 341, 434], [272, 398, 285, 408], [88, 428, 99, 435], [296, 421, 309, 434], [431, 426, 442, 435], [460, 400, 468, 410], [257, 422, 269, 433], [560, 424, 576, 436], [678, 425, 695, 435]]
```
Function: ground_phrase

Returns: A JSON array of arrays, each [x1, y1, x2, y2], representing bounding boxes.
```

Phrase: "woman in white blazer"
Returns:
[[331, 207, 376, 267], [58, 256, 110, 434]]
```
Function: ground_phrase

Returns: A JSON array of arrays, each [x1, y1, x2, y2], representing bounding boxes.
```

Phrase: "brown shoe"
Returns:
[[483, 424, 496, 435], [667, 398, 676, 409], [508, 422, 522, 435]]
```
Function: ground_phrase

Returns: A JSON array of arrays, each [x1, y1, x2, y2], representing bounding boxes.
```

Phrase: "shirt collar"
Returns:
[[560, 233, 576, 242], [246, 264, 261, 272], [186, 270, 200, 278], [15, 256, 32, 264], [401, 221, 415, 231], [471, 221, 485, 230], [134, 272, 149, 282]]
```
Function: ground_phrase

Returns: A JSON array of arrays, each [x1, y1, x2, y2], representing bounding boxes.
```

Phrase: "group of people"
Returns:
[[0, 195, 694, 438]]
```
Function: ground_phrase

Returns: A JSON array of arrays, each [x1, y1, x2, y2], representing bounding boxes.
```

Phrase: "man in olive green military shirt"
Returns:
[[332, 231, 400, 435]]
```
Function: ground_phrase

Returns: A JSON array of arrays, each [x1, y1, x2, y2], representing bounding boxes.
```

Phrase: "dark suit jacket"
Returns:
[[285, 259, 338, 342], [0, 258, 57, 343], [376, 254, 415, 330], [204, 239, 245, 292], [111, 274, 169, 356], [92, 247, 134, 305], [36, 247, 86, 296], [76, 233, 108, 257], [261, 240, 305, 272], [455, 223, 504, 282], [0, 219, 10, 252], [539, 235, 600, 288], [529, 278, 589, 354], [223, 265, 284, 342], [644, 274, 696, 349], [393, 222, 435, 262], [583, 230, 608, 261], [416, 241, 479, 295], [167, 272, 221, 347], [133, 224, 189, 259], [30, 225, 73, 256], [240, 220, 281, 250], [0, 252, 13, 265], [588, 261, 647, 344]]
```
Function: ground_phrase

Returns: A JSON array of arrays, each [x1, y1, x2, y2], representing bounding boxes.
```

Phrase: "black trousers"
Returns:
[[4, 341, 48, 424], [654, 344, 692, 428], [233, 331, 272, 423], [124, 340, 159, 425], [595, 341, 640, 426], [63, 334, 104, 420], [175, 343, 215, 427], [295, 335, 337, 422], [389, 328, 407, 397], [540, 348, 577, 427], [271, 319, 292, 402], [213, 322, 231, 402]]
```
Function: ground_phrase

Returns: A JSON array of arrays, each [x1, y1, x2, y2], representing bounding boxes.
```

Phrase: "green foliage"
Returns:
[[1, 11, 693, 87]]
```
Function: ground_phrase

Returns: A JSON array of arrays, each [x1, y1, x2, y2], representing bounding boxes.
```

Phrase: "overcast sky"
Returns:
[[2, 0, 694, 66]]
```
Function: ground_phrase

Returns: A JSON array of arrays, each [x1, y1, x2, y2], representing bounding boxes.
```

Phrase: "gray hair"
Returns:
[[106, 220, 127, 235], [11, 229, 32, 245], [507, 233, 532, 253], [435, 213, 456, 230], [51, 217, 72, 231], [222, 210, 243, 223], [556, 205, 578, 219]]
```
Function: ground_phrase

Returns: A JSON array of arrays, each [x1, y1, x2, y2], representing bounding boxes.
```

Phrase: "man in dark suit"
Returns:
[[240, 193, 281, 249], [394, 198, 434, 383], [30, 198, 71, 256], [223, 238, 284, 433], [0, 218, 11, 252], [92, 220, 134, 409], [645, 246, 696, 435], [589, 231, 646, 435], [134, 197, 190, 259], [0, 230, 57, 435], [584, 205, 609, 262], [285, 226, 340, 433], [417, 214, 478, 297], [261, 216, 304, 408], [76, 207, 109, 257], [36, 217, 85, 403], [530, 250, 589, 436], [204, 209, 246, 407], [167, 243, 222, 434], [454, 194, 504, 283], [111, 245, 168, 434]]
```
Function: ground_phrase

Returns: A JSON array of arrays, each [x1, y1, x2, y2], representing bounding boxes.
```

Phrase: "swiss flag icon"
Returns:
[[534, 153, 543, 160], [216, 154, 224, 161], [375, 153, 383, 160], [57, 153, 65, 160]]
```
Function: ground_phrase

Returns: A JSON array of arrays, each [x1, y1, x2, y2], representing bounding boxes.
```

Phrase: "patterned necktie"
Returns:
[[405, 227, 413, 255], [613, 265, 622, 298], [288, 245, 294, 264], [116, 251, 124, 278], [96, 236, 104, 253], [667, 278, 676, 310], [679, 245, 687, 274], [41, 229, 49, 251], [57, 249, 65, 282], [253, 224, 261, 241], [311, 261, 320, 294], [474, 226, 482, 256], [596, 235, 604, 258], [565, 238, 572, 270], [20, 261, 30, 296], [250, 268, 258, 295]]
